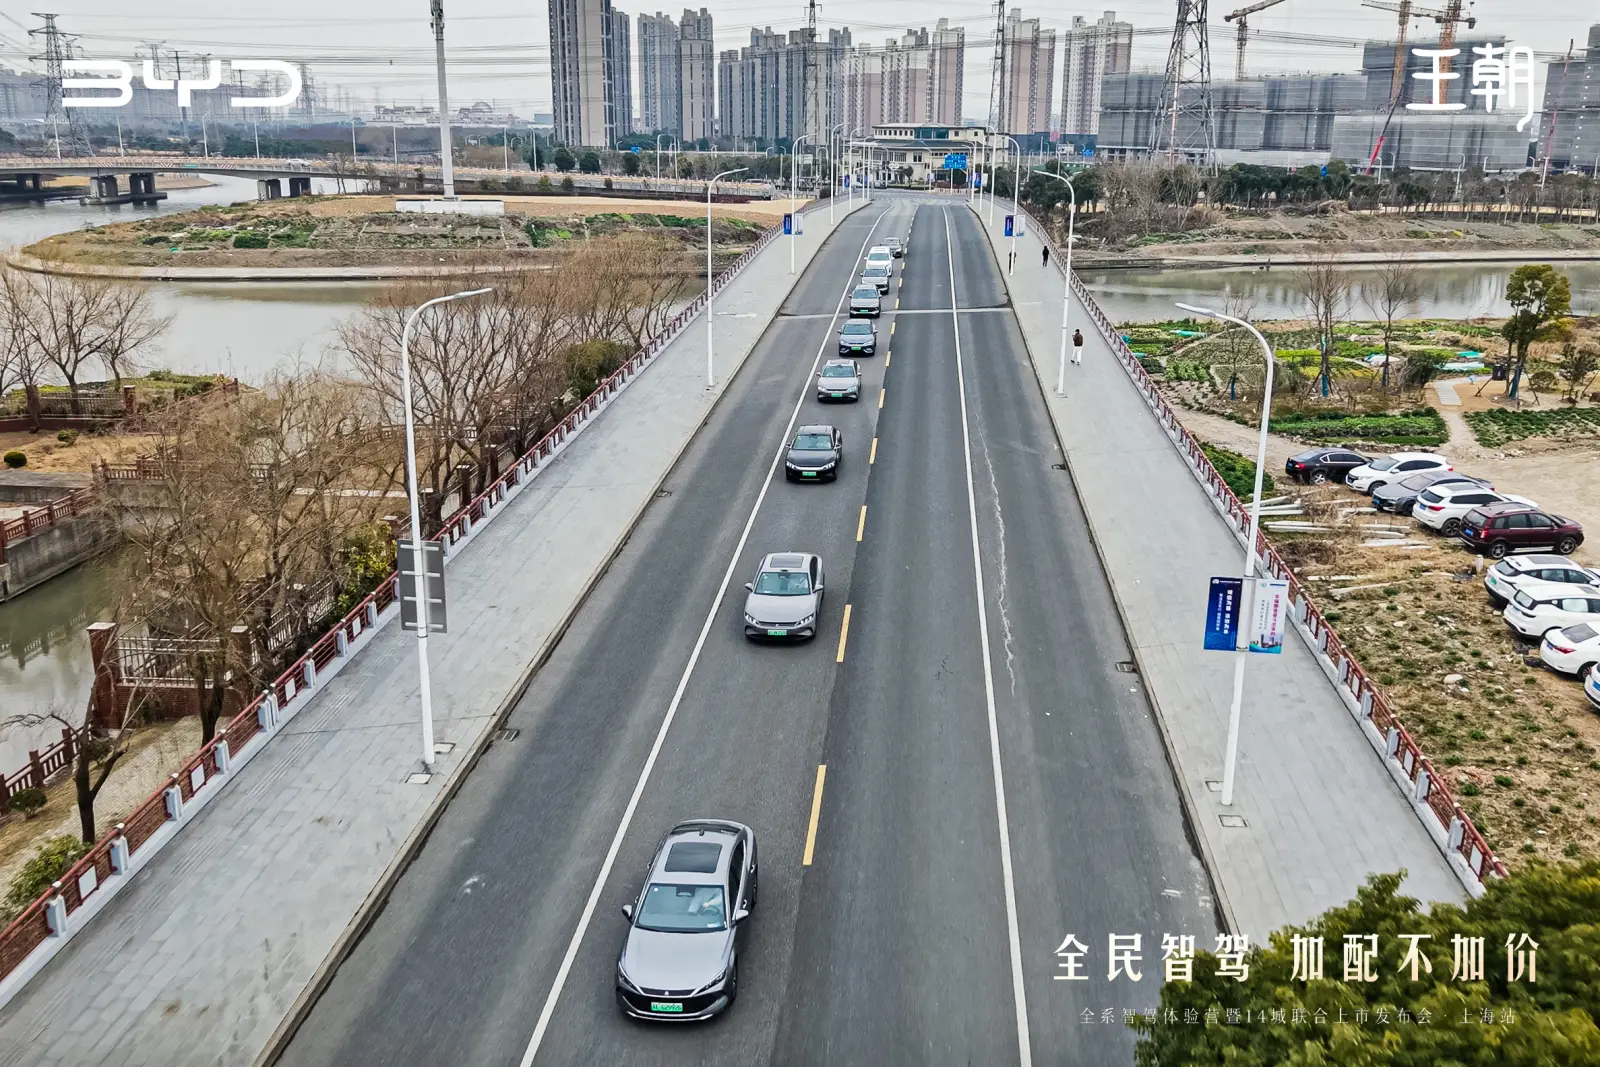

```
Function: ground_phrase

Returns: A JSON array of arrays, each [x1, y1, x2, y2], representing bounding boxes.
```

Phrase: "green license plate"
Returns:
[[650, 1001, 683, 1013], [802, 471, 817, 477], [767, 629, 788, 637], [830, 393, 845, 397]]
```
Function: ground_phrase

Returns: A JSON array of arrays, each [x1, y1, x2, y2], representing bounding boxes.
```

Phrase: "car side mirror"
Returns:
[[621, 903, 634, 920], [733, 907, 750, 924], [744, 582, 753, 592]]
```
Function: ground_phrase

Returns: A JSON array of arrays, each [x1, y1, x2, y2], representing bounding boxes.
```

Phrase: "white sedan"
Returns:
[[1539, 622, 1600, 678], [1483, 554, 1600, 606], [1414, 484, 1535, 536], [1503, 581, 1600, 641], [1344, 452, 1453, 493], [1587, 662, 1600, 710]]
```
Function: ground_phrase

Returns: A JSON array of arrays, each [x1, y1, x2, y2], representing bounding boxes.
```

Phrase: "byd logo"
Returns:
[[62, 60, 302, 109]]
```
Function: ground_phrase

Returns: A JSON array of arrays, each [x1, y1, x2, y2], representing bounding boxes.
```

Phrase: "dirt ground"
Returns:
[[274, 193, 790, 223], [0, 429, 156, 473]]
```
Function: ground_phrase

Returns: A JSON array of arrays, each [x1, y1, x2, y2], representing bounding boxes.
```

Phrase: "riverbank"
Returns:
[[17, 193, 780, 279]]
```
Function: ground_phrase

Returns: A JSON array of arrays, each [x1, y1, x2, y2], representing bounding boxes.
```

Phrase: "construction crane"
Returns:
[[1359, 0, 1477, 174], [1224, 0, 1292, 82]]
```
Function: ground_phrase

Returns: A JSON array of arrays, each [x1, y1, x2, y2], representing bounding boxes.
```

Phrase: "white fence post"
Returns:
[[164, 774, 183, 820]]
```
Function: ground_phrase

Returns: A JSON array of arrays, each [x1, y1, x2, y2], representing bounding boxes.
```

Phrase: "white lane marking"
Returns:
[[942, 206, 1033, 1067], [518, 204, 894, 1067]]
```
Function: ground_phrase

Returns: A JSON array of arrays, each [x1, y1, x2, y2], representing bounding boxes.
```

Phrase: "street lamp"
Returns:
[[1174, 301, 1276, 809], [429, 0, 456, 198], [201, 112, 212, 160], [350, 116, 359, 163], [707, 168, 749, 389], [502, 124, 509, 171], [999, 134, 1024, 275], [1032, 169, 1077, 396], [654, 134, 677, 181], [790, 134, 811, 275], [828, 121, 845, 224], [399, 287, 492, 768], [253, 120, 261, 160]]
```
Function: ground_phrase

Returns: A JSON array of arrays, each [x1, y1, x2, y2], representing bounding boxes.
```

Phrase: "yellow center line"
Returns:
[[869, 437, 878, 464], [856, 505, 867, 541], [878, 387, 886, 409], [884, 350, 891, 367], [835, 602, 852, 662], [890, 320, 896, 335], [802, 764, 827, 866]]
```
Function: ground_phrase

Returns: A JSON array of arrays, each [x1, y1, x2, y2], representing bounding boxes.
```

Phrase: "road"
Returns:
[[277, 196, 1218, 1067]]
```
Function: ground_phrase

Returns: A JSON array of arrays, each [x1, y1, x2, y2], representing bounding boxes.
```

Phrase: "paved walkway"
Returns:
[[970, 204, 1465, 942], [0, 202, 864, 1067]]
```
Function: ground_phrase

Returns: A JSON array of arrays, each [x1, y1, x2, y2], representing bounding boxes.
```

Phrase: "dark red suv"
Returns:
[[1459, 501, 1584, 559]]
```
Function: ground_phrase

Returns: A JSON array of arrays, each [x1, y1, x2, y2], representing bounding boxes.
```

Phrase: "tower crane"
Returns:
[[1224, 0, 1293, 82], [1358, 0, 1477, 174]]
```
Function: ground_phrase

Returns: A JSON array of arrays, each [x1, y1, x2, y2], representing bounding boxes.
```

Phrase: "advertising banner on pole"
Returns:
[[1204, 577, 1243, 652], [783, 213, 793, 235], [1249, 579, 1289, 654], [1004, 215, 1014, 237]]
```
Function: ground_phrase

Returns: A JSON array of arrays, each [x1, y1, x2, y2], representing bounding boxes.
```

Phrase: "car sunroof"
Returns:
[[664, 841, 722, 873]]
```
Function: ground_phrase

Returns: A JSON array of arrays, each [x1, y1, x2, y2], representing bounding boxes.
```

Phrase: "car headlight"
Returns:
[[692, 969, 728, 996], [617, 961, 641, 991], [797, 613, 816, 627], [819, 460, 837, 470], [744, 613, 758, 626]]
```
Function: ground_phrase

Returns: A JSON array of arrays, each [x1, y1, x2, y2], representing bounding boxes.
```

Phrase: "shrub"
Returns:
[[3, 451, 24, 468], [3, 836, 88, 921], [231, 231, 269, 249], [9, 787, 46, 817], [559, 176, 575, 194], [1201, 443, 1275, 499], [55, 429, 78, 445]]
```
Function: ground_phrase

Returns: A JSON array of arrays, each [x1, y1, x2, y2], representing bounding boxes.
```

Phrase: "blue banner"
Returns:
[[1204, 577, 1244, 652], [1004, 215, 1014, 237], [783, 213, 793, 236]]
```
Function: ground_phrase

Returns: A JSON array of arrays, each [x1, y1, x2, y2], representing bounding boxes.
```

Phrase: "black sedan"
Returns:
[[784, 424, 842, 482], [1371, 471, 1492, 515], [1284, 448, 1368, 485]]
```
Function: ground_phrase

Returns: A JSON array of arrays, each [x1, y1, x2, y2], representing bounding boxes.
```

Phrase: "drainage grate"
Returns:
[[655, 488, 672, 499], [405, 772, 433, 786], [1051, 462, 1067, 471], [493, 727, 521, 743], [1114, 660, 1138, 674], [1218, 814, 1248, 828], [1204, 779, 1222, 793]]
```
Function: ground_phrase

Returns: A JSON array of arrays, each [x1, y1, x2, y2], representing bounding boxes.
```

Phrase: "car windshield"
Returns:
[[1566, 623, 1599, 643], [1369, 458, 1399, 471], [1463, 509, 1488, 526], [841, 322, 872, 335], [636, 883, 727, 932], [755, 570, 811, 595], [821, 365, 855, 377], [1291, 450, 1324, 462], [1398, 473, 1441, 491], [853, 287, 877, 299], [1419, 488, 1445, 503], [864, 266, 888, 277], [793, 433, 833, 449], [1513, 591, 1542, 609]]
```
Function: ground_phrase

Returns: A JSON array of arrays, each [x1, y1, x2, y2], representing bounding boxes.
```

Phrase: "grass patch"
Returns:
[[1463, 407, 1600, 448], [1268, 407, 1447, 445], [1201, 442, 1275, 499]]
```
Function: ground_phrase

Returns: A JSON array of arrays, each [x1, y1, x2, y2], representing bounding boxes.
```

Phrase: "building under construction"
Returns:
[[1542, 23, 1600, 173]]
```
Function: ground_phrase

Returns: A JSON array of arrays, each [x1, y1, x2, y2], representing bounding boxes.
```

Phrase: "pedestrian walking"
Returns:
[[1072, 328, 1084, 365], [1041, 245, 1050, 268]]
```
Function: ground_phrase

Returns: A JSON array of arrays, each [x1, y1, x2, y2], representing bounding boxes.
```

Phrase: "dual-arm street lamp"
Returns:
[[1175, 301, 1277, 808], [1031, 169, 1077, 396], [706, 167, 748, 389], [399, 287, 493, 768], [790, 134, 811, 275]]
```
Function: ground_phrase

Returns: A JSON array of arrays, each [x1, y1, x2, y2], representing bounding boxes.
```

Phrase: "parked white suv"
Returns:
[[1503, 582, 1600, 641], [1344, 452, 1453, 493], [1483, 554, 1600, 607], [1414, 484, 1535, 536]]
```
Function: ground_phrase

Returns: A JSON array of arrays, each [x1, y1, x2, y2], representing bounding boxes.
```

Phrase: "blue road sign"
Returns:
[[942, 152, 968, 170], [973, 172, 983, 189], [631, 145, 641, 153], [1083, 146, 1095, 157], [1004, 215, 1014, 237], [843, 174, 851, 188], [783, 213, 793, 236], [1204, 577, 1244, 652]]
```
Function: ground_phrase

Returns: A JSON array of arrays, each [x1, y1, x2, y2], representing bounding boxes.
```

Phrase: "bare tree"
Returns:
[[0, 270, 46, 412], [1362, 257, 1422, 391], [1212, 294, 1262, 404], [1294, 255, 1353, 398], [0, 693, 139, 845]]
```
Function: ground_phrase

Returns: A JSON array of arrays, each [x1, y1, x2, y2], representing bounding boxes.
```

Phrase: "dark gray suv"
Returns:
[[616, 820, 757, 1021]]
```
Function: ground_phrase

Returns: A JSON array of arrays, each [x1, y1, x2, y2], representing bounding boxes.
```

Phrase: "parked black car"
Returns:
[[1284, 448, 1368, 485], [1371, 471, 1491, 515]]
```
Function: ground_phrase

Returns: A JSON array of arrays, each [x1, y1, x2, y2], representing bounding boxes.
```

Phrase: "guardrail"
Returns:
[[0, 487, 96, 565], [0, 199, 817, 998], [1019, 200, 1507, 887]]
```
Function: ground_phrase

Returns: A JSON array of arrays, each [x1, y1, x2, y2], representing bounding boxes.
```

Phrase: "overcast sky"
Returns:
[[0, 0, 1592, 119]]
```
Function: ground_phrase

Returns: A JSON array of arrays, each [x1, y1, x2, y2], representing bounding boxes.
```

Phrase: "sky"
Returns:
[[0, 0, 1593, 121]]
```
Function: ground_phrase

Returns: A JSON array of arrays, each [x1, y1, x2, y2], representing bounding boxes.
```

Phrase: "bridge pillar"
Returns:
[[90, 174, 119, 200], [257, 177, 282, 200], [28, 173, 40, 191], [286, 175, 312, 198], [127, 172, 156, 196]]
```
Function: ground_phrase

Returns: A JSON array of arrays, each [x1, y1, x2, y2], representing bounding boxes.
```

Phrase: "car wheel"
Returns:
[[725, 960, 739, 1007], [1580, 662, 1598, 680], [1369, 481, 1386, 493], [1556, 536, 1579, 555], [1310, 470, 1328, 485], [1441, 518, 1462, 535], [1488, 540, 1510, 559]]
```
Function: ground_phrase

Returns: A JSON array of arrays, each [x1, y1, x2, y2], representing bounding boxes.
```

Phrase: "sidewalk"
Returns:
[[969, 204, 1465, 942], [0, 201, 865, 1067]]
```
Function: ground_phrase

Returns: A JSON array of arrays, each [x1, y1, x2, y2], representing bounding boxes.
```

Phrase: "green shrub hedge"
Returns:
[[1201, 443, 1274, 499], [1464, 407, 1600, 448]]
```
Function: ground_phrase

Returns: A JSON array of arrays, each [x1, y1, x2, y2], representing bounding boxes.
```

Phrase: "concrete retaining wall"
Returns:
[[0, 509, 116, 601]]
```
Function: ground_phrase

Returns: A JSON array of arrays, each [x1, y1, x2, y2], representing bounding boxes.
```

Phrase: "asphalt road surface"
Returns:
[[277, 196, 1218, 1067]]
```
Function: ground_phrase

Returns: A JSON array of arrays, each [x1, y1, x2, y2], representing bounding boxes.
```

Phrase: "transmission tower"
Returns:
[[29, 13, 91, 156], [803, 0, 820, 141], [1150, 0, 1215, 165], [986, 0, 1007, 133]]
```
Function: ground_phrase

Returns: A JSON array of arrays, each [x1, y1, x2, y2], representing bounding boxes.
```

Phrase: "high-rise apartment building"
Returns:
[[549, 0, 616, 145], [679, 8, 715, 142], [716, 26, 845, 144], [841, 22, 965, 133], [611, 8, 634, 134], [930, 19, 965, 127], [1061, 11, 1131, 140], [638, 12, 681, 134], [1000, 9, 1056, 136]]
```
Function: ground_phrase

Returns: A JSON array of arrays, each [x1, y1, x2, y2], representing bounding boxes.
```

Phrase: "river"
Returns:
[[1, 183, 1595, 773]]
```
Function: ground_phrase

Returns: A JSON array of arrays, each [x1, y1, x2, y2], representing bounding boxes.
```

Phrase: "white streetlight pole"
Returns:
[[350, 117, 359, 162], [790, 134, 811, 275], [116, 114, 125, 157], [1175, 301, 1276, 809], [399, 287, 492, 769], [502, 124, 509, 171], [707, 167, 749, 390], [253, 120, 261, 159], [429, 0, 457, 199], [829, 121, 845, 224], [1002, 134, 1023, 275], [1033, 169, 1077, 396], [201, 112, 211, 160]]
